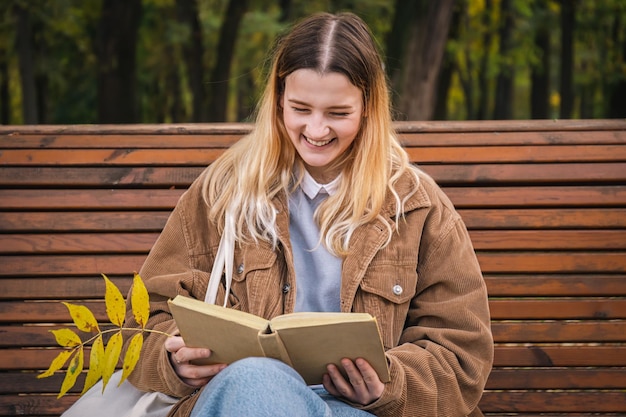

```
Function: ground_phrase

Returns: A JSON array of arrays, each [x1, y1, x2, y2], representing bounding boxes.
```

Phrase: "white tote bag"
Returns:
[[62, 211, 235, 417], [61, 370, 177, 417]]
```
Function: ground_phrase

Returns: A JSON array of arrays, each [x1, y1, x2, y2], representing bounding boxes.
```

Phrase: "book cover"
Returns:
[[168, 295, 390, 385]]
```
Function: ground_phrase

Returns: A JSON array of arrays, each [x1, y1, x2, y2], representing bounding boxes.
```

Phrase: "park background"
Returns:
[[2, 0, 625, 125]]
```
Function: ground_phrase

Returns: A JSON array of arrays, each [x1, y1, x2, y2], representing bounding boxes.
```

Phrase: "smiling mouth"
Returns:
[[303, 135, 335, 147]]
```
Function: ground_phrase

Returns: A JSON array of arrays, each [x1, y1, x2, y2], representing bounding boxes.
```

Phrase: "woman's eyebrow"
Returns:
[[287, 98, 353, 110], [286, 98, 310, 106]]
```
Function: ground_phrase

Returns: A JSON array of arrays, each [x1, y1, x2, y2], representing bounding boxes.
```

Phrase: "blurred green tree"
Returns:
[[1, 0, 625, 123]]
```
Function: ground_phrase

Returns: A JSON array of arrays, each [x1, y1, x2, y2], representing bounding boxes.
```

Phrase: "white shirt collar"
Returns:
[[300, 169, 341, 199]]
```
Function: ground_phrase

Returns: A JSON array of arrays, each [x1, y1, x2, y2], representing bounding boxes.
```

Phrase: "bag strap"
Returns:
[[205, 210, 235, 307]]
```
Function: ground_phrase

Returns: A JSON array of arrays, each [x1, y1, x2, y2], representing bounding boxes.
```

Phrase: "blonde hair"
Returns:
[[203, 12, 418, 256]]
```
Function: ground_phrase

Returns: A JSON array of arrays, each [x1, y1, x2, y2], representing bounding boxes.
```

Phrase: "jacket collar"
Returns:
[[379, 168, 431, 219]]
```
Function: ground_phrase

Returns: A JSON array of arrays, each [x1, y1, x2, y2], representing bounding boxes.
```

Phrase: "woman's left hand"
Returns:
[[322, 357, 385, 405]]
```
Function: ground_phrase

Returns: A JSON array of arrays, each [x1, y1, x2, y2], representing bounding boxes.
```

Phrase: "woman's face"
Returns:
[[281, 69, 363, 183]]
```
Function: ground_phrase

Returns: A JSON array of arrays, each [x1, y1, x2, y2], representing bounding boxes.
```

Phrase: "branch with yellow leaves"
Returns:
[[37, 273, 170, 398]]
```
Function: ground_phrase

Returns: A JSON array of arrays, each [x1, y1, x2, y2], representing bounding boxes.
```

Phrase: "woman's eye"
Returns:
[[292, 107, 309, 113], [330, 112, 350, 117]]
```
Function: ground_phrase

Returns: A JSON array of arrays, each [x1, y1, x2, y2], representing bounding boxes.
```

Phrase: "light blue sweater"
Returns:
[[288, 171, 342, 313]]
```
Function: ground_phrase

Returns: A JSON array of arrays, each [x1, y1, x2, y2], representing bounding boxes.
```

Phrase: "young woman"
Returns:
[[67, 11, 493, 417]]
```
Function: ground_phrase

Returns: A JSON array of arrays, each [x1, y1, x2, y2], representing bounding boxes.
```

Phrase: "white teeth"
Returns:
[[304, 136, 333, 147]]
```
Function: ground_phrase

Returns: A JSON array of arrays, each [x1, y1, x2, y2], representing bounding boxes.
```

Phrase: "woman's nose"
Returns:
[[306, 116, 330, 139]]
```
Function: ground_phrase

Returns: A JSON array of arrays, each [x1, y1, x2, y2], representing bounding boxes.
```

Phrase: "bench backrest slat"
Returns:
[[1, 119, 625, 416]]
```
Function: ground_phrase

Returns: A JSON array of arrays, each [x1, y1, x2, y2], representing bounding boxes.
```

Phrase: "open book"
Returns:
[[168, 295, 390, 385]]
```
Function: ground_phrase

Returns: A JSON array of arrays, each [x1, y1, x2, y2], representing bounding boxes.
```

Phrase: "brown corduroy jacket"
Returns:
[[126, 168, 493, 417]]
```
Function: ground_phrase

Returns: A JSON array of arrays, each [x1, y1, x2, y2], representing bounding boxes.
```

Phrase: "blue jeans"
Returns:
[[190, 357, 375, 417]]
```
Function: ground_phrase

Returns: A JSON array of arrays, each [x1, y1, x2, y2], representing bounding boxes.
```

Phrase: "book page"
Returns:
[[170, 296, 269, 329], [269, 312, 375, 330]]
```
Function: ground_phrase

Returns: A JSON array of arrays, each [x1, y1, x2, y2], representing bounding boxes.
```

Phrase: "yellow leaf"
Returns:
[[81, 334, 105, 395], [63, 302, 100, 333], [131, 273, 150, 328], [58, 348, 84, 398], [102, 274, 126, 327], [119, 333, 143, 385], [51, 328, 82, 347], [101, 331, 123, 390], [37, 350, 73, 379]]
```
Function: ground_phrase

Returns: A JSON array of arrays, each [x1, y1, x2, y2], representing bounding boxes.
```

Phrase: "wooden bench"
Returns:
[[1, 119, 625, 416]]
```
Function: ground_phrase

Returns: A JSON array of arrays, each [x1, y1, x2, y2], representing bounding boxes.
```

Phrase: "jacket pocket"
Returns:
[[230, 244, 279, 314], [232, 245, 277, 282], [358, 265, 417, 349]]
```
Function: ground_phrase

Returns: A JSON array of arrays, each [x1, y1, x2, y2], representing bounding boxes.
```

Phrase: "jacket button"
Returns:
[[282, 284, 291, 293], [392, 284, 403, 295], [237, 263, 244, 274]]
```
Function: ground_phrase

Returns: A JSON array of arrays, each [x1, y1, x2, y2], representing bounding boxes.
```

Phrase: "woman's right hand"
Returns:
[[164, 335, 227, 387]]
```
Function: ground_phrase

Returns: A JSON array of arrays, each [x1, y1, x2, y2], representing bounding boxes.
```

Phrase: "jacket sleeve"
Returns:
[[365, 187, 494, 417], [123, 178, 219, 398]]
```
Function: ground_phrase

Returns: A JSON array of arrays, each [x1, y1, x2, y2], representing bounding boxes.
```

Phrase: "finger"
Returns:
[[333, 359, 383, 405], [165, 336, 211, 365], [353, 358, 385, 401], [177, 363, 227, 387], [169, 348, 187, 364], [325, 363, 355, 400], [183, 347, 211, 362], [173, 346, 212, 367], [164, 336, 186, 366], [322, 368, 342, 397], [354, 358, 380, 387], [164, 335, 185, 354], [341, 358, 367, 393]]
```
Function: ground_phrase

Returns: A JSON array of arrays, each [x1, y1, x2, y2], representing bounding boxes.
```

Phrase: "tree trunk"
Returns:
[[559, 0, 575, 119], [237, 71, 256, 122], [96, 0, 142, 123], [579, 81, 594, 118], [608, 81, 626, 119], [433, 3, 462, 120], [34, 15, 48, 124], [207, 0, 249, 122], [14, 3, 38, 124], [36, 71, 47, 123], [493, 0, 515, 120], [279, 0, 293, 22], [608, 11, 626, 117], [433, 55, 454, 120], [385, 0, 418, 111], [530, 5, 551, 119], [0, 44, 9, 124], [459, 7, 475, 120], [395, 0, 454, 120], [176, 0, 206, 122], [459, 51, 475, 120], [476, 0, 493, 120], [165, 44, 184, 123]]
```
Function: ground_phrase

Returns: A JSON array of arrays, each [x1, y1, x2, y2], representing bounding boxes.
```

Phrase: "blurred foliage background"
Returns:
[[1, 0, 625, 124]]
